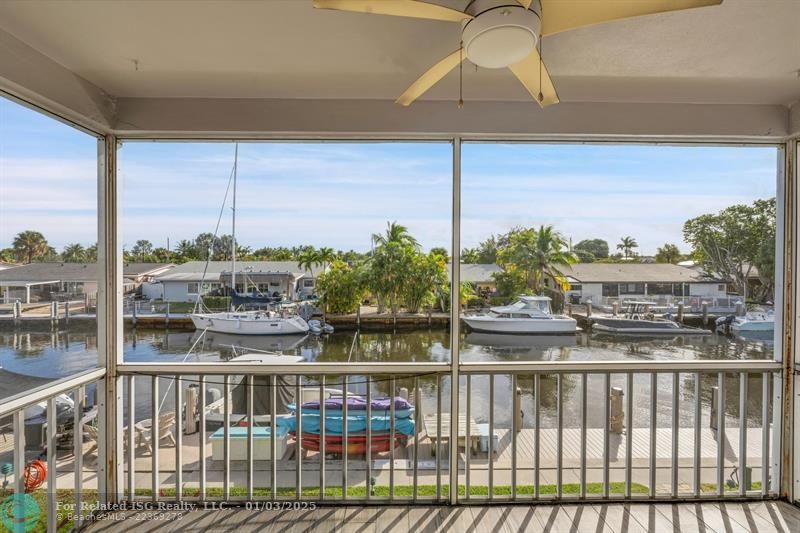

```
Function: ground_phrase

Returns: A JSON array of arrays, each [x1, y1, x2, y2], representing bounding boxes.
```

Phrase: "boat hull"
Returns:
[[190, 313, 309, 335], [731, 320, 774, 332], [591, 317, 710, 335], [461, 315, 577, 335]]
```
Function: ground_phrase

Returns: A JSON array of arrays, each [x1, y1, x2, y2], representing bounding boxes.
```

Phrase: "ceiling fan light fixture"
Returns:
[[462, 4, 540, 69]]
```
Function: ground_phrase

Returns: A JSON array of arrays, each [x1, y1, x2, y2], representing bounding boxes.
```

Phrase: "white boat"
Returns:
[[591, 301, 710, 335], [730, 311, 774, 332], [190, 144, 309, 336], [191, 311, 309, 336], [461, 296, 577, 334]]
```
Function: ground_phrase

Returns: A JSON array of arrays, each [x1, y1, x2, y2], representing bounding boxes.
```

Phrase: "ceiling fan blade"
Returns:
[[313, 0, 472, 22], [396, 49, 465, 106], [540, 0, 722, 36], [517, 0, 533, 8], [508, 49, 559, 108]]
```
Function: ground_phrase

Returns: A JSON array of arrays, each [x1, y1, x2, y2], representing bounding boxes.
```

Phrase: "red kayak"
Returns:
[[294, 432, 407, 454]]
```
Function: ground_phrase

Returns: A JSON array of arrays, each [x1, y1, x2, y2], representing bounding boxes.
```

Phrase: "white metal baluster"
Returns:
[[649, 373, 657, 498], [342, 376, 348, 499], [366, 376, 372, 501], [694, 373, 701, 497], [534, 374, 540, 499], [47, 396, 57, 532], [465, 374, 471, 499], [739, 372, 747, 496], [270, 375, 277, 501], [126, 378, 134, 501], [556, 374, 563, 499], [13, 411, 25, 532], [761, 372, 769, 496], [580, 373, 587, 499], [175, 376, 183, 501], [672, 372, 679, 498], [389, 377, 395, 500], [436, 374, 442, 501], [152, 376, 159, 501], [319, 376, 326, 500], [489, 373, 495, 500], [625, 373, 633, 499], [74, 386, 84, 525], [511, 373, 517, 500], [413, 376, 420, 502], [247, 375, 254, 500], [717, 372, 725, 496], [199, 376, 206, 500], [296, 375, 302, 500], [601, 373, 609, 498], [224, 375, 230, 500]]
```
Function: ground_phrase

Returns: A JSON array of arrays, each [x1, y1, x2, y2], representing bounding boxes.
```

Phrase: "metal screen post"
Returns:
[[449, 136, 461, 504], [97, 134, 123, 503]]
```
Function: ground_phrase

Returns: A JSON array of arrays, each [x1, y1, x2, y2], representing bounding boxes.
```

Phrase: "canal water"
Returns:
[[0, 327, 775, 430]]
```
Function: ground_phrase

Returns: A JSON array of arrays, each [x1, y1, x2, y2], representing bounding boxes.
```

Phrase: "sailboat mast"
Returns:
[[231, 143, 238, 311]]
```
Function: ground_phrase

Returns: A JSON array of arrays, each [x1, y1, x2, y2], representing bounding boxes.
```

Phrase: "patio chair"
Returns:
[[134, 412, 177, 454]]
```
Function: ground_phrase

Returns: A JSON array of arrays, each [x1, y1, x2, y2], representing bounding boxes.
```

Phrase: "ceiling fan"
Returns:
[[313, 0, 722, 107]]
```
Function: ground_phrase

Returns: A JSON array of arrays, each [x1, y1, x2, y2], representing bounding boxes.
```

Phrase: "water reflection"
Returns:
[[0, 327, 775, 430]]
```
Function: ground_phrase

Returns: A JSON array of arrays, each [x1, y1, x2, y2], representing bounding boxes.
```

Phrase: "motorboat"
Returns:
[[308, 319, 334, 335], [190, 311, 309, 336], [730, 310, 774, 333], [591, 301, 710, 335], [461, 296, 577, 334]]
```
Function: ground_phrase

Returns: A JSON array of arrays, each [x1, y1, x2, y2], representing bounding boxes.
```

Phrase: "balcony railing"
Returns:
[[0, 367, 106, 531], [112, 359, 781, 506]]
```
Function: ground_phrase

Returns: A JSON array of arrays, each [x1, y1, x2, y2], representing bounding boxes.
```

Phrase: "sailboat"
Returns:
[[190, 145, 310, 336]]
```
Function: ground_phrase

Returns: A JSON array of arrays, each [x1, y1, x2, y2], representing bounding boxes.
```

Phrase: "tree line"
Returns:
[[2, 197, 776, 303]]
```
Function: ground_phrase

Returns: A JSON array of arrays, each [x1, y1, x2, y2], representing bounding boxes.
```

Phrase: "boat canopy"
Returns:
[[490, 296, 553, 317]]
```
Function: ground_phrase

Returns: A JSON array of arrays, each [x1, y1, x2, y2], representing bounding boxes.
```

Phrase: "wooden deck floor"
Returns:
[[83, 500, 800, 532]]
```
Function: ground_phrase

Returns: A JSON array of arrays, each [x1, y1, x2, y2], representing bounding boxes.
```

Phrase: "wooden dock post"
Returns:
[[610, 387, 624, 434], [677, 302, 684, 323], [12, 300, 20, 325], [165, 301, 170, 328], [701, 301, 709, 326], [132, 300, 137, 327], [50, 301, 57, 328], [84, 292, 89, 313], [586, 301, 592, 318], [64, 301, 70, 324], [514, 386, 523, 433], [710, 385, 718, 430], [356, 304, 361, 327], [427, 305, 432, 327], [612, 301, 619, 316]]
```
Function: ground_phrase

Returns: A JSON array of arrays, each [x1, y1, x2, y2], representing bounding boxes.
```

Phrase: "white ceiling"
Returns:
[[0, 0, 798, 105]]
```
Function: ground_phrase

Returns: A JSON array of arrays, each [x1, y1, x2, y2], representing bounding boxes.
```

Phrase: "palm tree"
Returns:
[[371, 221, 419, 250], [297, 249, 322, 297], [655, 243, 682, 264], [497, 225, 578, 295], [13, 230, 50, 263], [617, 236, 639, 259], [61, 243, 86, 262], [316, 247, 337, 273]]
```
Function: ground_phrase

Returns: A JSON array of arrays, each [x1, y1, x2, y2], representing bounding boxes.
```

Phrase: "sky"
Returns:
[[1, 96, 778, 256]]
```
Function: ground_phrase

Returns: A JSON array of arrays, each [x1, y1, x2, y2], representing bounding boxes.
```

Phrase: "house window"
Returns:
[[270, 281, 280, 287], [718, 284, 726, 292], [619, 283, 644, 295], [187, 282, 199, 294], [602, 283, 619, 297], [303, 279, 314, 288], [648, 283, 674, 295], [569, 284, 582, 291]]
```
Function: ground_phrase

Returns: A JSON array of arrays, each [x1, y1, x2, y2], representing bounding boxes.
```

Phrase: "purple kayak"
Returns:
[[300, 396, 412, 411]]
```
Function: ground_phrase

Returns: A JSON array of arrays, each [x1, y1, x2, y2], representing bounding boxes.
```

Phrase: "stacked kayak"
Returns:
[[279, 396, 415, 455]]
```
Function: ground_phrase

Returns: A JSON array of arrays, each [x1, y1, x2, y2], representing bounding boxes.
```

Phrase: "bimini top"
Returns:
[[490, 296, 554, 317]]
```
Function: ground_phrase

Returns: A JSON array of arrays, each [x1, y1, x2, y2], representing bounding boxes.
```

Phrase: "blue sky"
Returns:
[[1, 96, 778, 255]]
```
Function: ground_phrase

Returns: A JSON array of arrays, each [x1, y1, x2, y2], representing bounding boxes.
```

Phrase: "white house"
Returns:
[[560, 263, 727, 306], [154, 261, 323, 302]]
